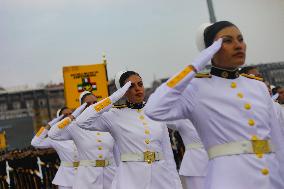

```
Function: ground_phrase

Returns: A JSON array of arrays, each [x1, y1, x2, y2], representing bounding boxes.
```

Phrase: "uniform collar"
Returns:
[[126, 101, 145, 109], [210, 66, 239, 79]]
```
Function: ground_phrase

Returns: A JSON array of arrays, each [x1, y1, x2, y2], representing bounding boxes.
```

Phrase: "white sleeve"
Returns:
[[31, 128, 52, 148], [145, 75, 197, 121], [271, 101, 284, 179], [76, 103, 113, 133], [161, 126, 182, 189], [47, 117, 73, 140], [145, 39, 223, 122]]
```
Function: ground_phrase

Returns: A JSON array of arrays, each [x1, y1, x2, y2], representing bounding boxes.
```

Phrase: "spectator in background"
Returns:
[[272, 86, 284, 105]]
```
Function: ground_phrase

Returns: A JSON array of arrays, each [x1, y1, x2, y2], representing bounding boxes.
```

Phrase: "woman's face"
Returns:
[[124, 74, 145, 104], [212, 26, 246, 70]]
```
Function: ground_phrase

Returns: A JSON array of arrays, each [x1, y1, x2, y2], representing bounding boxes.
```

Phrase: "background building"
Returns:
[[0, 84, 65, 150], [256, 62, 284, 87]]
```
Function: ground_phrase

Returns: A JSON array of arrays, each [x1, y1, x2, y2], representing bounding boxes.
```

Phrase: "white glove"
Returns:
[[48, 115, 64, 126], [272, 93, 279, 101], [192, 38, 223, 72], [109, 81, 131, 103], [71, 102, 87, 118]]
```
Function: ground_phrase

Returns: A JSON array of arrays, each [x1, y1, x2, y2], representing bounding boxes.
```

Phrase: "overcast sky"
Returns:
[[1, 0, 284, 89]]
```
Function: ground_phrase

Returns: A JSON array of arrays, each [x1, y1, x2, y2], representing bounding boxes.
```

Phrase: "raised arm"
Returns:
[[31, 115, 64, 148], [145, 39, 222, 121], [76, 81, 131, 131], [31, 127, 52, 148], [48, 103, 87, 140]]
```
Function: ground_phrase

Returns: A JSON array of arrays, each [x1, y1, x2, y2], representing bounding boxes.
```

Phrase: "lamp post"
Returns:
[[206, 0, 217, 23]]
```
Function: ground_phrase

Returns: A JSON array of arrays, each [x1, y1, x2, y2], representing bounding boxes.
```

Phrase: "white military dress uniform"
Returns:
[[167, 119, 208, 189], [31, 123, 79, 189], [48, 113, 116, 189], [144, 39, 284, 189], [74, 82, 182, 189]]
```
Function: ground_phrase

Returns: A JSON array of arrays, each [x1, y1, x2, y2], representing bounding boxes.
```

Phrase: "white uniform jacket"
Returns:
[[31, 128, 78, 187], [273, 102, 284, 134], [76, 106, 182, 189], [167, 119, 208, 176], [145, 71, 284, 189], [48, 120, 116, 189]]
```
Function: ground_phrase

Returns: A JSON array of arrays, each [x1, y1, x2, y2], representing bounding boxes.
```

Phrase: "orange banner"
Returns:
[[63, 63, 109, 109], [0, 132, 7, 149]]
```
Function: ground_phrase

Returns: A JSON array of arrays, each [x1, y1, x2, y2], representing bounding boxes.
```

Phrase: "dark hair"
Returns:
[[272, 86, 281, 95], [119, 71, 141, 88], [204, 21, 236, 48], [59, 107, 68, 116], [239, 66, 258, 74]]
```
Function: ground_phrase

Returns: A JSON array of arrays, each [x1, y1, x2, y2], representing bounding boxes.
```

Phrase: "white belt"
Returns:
[[79, 160, 110, 167], [121, 151, 164, 164], [185, 143, 204, 150], [208, 140, 275, 160], [60, 161, 80, 168]]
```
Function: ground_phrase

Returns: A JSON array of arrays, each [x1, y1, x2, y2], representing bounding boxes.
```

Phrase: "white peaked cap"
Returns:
[[79, 91, 92, 105], [115, 70, 127, 89], [56, 109, 61, 118], [195, 23, 213, 52], [272, 93, 279, 101]]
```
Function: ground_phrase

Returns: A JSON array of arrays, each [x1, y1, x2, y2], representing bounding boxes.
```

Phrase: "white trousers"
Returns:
[[180, 176, 205, 189]]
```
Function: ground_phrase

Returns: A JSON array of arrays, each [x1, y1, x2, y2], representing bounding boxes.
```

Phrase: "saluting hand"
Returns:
[[70, 102, 88, 119], [109, 81, 132, 103], [192, 38, 222, 72]]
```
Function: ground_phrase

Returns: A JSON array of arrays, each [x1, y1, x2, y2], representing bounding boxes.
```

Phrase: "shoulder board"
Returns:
[[240, 73, 263, 81], [195, 73, 212, 78], [112, 104, 127, 109]]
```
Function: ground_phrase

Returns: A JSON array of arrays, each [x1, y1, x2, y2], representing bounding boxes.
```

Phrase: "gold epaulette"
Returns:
[[240, 73, 263, 81], [195, 73, 212, 78], [112, 104, 127, 109]]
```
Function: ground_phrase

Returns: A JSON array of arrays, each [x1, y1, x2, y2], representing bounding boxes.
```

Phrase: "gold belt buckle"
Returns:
[[144, 151, 156, 164], [95, 160, 106, 167], [251, 140, 271, 154], [73, 161, 79, 168]]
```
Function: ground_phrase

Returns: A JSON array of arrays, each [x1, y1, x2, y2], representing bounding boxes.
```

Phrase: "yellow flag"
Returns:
[[0, 132, 7, 149], [63, 63, 109, 109]]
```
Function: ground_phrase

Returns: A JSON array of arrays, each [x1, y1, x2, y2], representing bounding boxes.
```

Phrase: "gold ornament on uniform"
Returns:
[[252, 140, 271, 154], [94, 98, 112, 112], [73, 161, 80, 168], [95, 160, 107, 167], [167, 65, 195, 88], [221, 71, 229, 78], [144, 151, 156, 164], [58, 118, 72, 129], [36, 127, 45, 136]]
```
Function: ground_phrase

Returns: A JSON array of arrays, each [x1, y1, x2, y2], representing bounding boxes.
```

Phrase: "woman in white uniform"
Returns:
[[48, 92, 116, 189], [31, 108, 79, 189], [75, 71, 182, 189], [144, 21, 284, 189], [167, 119, 208, 189]]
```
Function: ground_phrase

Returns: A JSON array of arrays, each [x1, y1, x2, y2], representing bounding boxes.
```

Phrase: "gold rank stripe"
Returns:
[[36, 127, 45, 137], [167, 65, 195, 88], [57, 117, 72, 129], [195, 73, 212, 78], [240, 73, 263, 81], [94, 97, 112, 112]]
